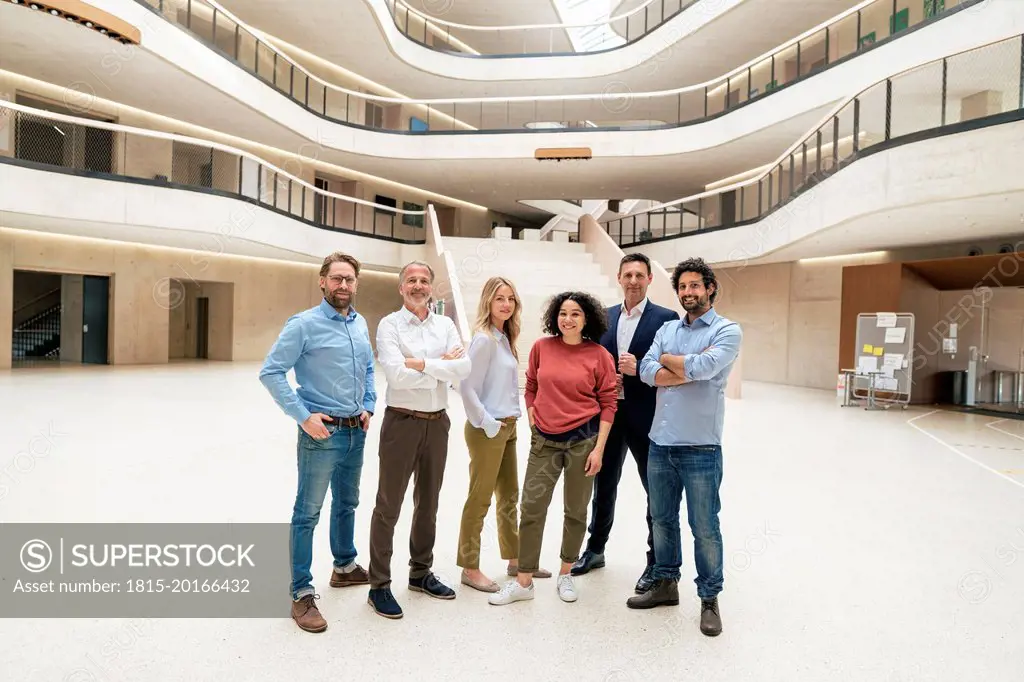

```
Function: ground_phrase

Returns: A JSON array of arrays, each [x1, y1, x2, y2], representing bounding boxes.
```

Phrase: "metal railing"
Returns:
[[602, 34, 1024, 246], [132, 0, 980, 133], [383, 0, 701, 56], [0, 102, 427, 244], [12, 304, 62, 359]]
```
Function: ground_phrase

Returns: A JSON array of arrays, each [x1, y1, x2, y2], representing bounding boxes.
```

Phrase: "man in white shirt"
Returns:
[[367, 260, 472, 619]]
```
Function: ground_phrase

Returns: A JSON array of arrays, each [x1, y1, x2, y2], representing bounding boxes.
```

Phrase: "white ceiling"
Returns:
[[214, 0, 863, 98], [401, 0, 575, 54], [0, 3, 832, 219], [0, 211, 324, 264], [752, 192, 1024, 265]]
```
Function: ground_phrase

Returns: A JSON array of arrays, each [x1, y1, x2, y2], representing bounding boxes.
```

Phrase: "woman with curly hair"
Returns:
[[457, 276, 551, 593], [488, 291, 618, 606]]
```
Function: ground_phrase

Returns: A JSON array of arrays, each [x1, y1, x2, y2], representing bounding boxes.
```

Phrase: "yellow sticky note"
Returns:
[[873, 347, 884, 356], [863, 344, 873, 353]]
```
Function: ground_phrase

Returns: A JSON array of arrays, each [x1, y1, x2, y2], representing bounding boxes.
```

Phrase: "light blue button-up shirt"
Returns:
[[639, 307, 742, 447], [459, 327, 522, 438], [259, 298, 377, 424]]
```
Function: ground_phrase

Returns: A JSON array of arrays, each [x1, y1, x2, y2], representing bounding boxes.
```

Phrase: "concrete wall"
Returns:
[[59, 274, 84, 363], [0, 227, 402, 370], [709, 238, 1024, 392]]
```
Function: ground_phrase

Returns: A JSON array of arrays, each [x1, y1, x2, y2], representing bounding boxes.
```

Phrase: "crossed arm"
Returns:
[[639, 321, 743, 387], [376, 317, 472, 388]]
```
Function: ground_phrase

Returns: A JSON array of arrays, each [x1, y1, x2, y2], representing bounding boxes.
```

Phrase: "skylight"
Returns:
[[551, 0, 627, 52]]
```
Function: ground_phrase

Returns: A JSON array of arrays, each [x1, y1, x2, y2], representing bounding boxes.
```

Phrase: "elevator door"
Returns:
[[195, 297, 209, 360], [82, 275, 109, 364]]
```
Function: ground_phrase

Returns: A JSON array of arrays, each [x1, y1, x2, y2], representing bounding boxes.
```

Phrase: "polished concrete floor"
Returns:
[[1, 361, 1022, 682]]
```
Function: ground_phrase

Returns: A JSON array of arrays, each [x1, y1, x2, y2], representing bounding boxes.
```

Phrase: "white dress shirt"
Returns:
[[616, 296, 648, 356], [376, 307, 472, 412], [616, 296, 648, 399], [459, 327, 522, 438]]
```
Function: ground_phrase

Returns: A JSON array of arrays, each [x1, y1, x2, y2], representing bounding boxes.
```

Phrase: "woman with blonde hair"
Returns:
[[457, 276, 551, 592]]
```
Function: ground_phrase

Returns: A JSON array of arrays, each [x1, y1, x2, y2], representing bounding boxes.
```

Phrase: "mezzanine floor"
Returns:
[[0, 362, 1021, 682]]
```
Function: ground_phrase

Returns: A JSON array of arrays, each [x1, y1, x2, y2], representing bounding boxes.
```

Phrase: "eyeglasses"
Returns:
[[327, 276, 356, 286]]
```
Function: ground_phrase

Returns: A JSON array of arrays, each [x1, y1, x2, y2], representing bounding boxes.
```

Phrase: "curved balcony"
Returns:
[[128, 0, 985, 133], [383, 0, 702, 56], [0, 100, 428, 246], [600, 34, 1024, 254]]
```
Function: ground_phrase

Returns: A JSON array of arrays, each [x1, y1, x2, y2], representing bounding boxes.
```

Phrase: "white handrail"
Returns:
[[610, 33, 1019, 222], [195, 0, 879, 106], [391, 0, 674, 32], [0, 100, 426, 216]]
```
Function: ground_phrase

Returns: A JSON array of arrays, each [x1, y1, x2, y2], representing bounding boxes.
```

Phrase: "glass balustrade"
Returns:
[[0, 103, 427, 244], [603, 34, 1024, 246], [382, 0, 701, 56], [132, 0, 984, 133]]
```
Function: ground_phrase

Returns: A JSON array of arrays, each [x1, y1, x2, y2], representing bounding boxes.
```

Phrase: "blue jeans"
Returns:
[[290, 423, 366, 600], [648, 443, 723, 599]]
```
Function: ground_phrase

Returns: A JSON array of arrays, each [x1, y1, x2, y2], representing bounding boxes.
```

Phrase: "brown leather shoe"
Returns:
[[626, 578, 679, 609], [330, 564, 369, 587], [700, 597, 722, 636], [291, 594, 327, 633]]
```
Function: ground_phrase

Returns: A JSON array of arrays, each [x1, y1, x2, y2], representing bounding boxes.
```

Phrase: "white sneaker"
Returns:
[[557, 574, 578, 602], [488, 580, 535, 606]]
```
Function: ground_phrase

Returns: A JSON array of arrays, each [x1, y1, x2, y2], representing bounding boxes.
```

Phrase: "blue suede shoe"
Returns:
[[367, 587, 403, 619], [409, 572, 455, 600]]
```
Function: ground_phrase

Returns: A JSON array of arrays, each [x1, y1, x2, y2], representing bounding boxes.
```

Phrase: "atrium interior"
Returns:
[[0, 0, 1022, 679]]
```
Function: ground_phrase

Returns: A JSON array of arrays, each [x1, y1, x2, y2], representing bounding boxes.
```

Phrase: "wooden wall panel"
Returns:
[[838, 262, 903, 373]]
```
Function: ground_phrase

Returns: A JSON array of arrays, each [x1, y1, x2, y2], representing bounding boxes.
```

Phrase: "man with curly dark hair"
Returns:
[[628, 257, 742, 639], [488, 291, 618, 606]]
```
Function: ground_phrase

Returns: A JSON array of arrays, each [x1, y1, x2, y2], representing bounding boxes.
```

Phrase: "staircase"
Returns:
[[12, 304, 62, 359], [444, 237, 621, 386]]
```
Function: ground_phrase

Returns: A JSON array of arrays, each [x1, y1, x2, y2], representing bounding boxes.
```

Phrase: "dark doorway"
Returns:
[[195, 297, 210, 360], [82, 275, 110, 365], [11, 270, 62, 362]]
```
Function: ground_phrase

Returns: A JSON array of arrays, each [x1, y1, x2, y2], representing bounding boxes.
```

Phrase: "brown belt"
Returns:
[[323, 415, 361, 428], [387, 406, 446, 421]]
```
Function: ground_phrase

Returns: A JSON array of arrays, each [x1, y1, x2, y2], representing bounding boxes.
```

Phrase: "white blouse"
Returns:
[[459, 327, 522, 438]]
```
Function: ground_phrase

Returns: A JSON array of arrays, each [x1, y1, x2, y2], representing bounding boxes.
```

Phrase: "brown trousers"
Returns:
[[517, 430, 597, 573], [368, 407, 451, 588], [456, 419, 520, 569]]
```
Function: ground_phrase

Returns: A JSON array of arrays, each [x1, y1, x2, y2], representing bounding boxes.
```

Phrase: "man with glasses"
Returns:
[[260, 251, 376, 634]]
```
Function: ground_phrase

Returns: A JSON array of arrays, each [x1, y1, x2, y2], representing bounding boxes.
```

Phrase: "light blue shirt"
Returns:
[[639, 308, 742, 447], [459, 327, 522, 438], [259, 298, 377, 424]]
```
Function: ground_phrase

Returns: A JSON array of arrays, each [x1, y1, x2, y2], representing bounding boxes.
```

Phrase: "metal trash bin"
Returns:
[[952, 370, 968, 405]]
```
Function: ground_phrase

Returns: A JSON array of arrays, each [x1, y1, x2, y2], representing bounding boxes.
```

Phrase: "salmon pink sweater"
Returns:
[[524, 336, 618, 435]]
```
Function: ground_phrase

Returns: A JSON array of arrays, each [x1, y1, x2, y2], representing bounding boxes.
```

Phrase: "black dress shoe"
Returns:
[[626, 578, 679, 609], [409, 572, 456, 600], [634, 565, 655, 594], [700, 597, 722, 636], [570, 550, 605, 576]]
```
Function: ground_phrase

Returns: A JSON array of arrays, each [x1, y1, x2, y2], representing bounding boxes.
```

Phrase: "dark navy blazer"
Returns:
[[600, 300, 680, 434]]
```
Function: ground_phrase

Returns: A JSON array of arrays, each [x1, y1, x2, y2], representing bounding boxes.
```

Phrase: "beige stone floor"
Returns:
[[1, 361, 1022, 682]]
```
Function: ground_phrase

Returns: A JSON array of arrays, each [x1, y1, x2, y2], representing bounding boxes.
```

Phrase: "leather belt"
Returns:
[[387, 406, 446, 421], [323, 415, 361, 428]]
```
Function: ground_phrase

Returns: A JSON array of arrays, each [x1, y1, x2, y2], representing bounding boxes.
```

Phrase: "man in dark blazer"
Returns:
[[572, 253, 679, 594]]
